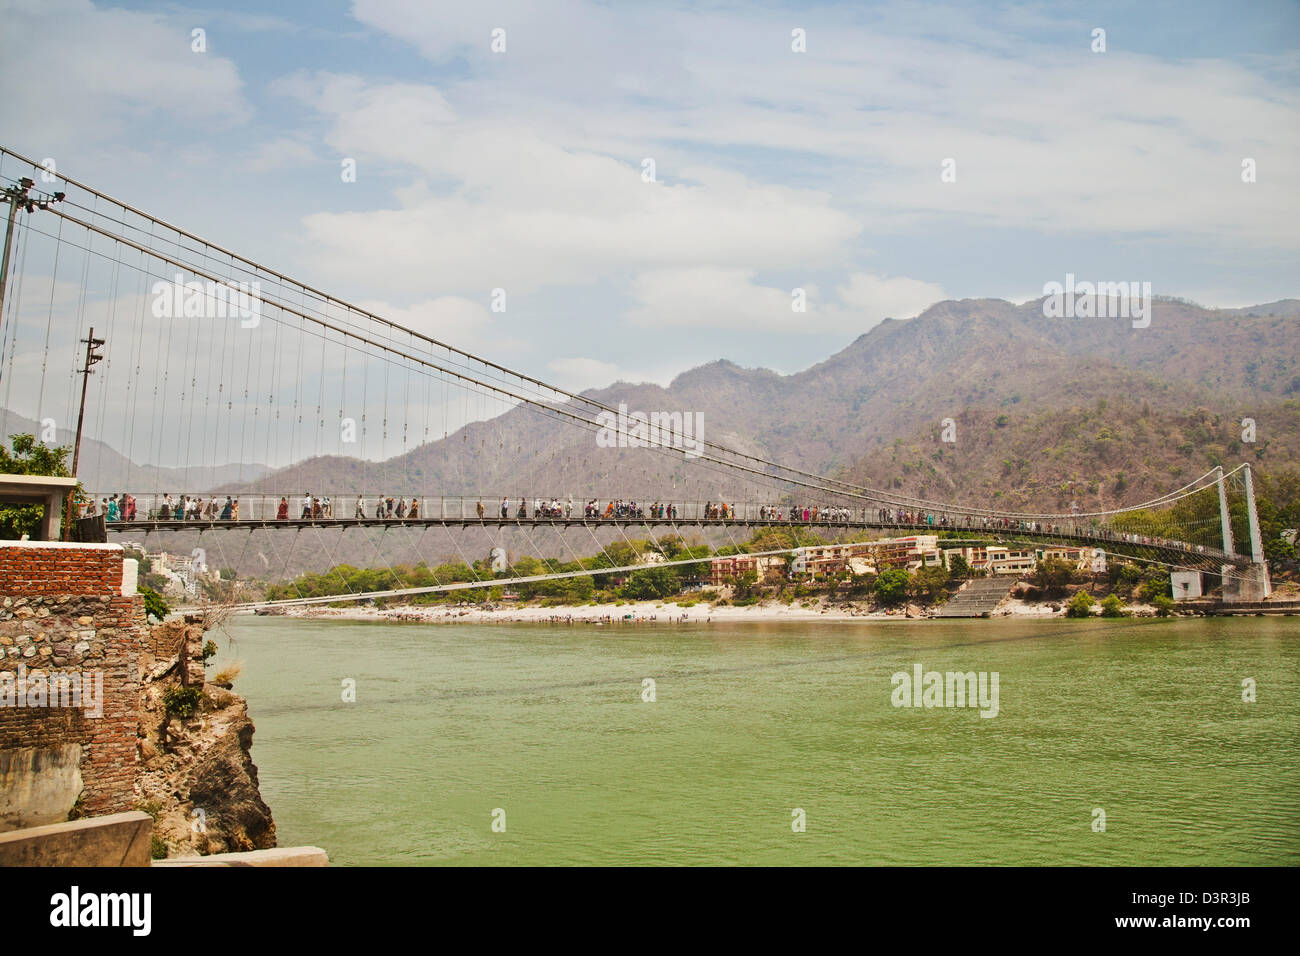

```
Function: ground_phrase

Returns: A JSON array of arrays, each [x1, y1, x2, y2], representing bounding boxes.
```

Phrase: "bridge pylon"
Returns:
[[1220, 463, 1271, 602]]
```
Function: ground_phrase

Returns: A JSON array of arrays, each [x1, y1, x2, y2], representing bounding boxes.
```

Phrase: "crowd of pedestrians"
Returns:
[[89, 491, 1211, 556]]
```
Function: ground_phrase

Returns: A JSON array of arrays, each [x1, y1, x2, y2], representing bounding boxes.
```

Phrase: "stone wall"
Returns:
[[0, 542, 145, 829]]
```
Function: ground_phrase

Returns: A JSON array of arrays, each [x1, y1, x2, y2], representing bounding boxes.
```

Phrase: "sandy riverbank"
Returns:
[[266, 596, 1164, 624]]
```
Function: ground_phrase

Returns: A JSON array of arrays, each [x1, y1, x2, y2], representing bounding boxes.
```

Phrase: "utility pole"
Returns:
[[0, 177, 66, 347], [61, 327, 105, 541]]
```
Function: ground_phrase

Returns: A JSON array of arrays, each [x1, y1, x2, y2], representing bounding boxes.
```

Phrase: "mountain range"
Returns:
[[205, 296, 1300, 514]]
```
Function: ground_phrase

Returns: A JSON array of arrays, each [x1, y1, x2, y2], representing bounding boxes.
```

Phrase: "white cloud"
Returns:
[[353, 295, 523, 358], [624, 268, 807, 331], [622, 267, 944, 334], [342, 0, 1300, 250], [244, 137, 320, 173], [279, 75, 862, 295], [547, 357, 621, 392], [0, 0, 249, 150], [834, 273, 947, 327]]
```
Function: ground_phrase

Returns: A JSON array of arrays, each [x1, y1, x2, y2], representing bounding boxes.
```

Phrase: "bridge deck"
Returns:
[[104, 515, 1238, 564]]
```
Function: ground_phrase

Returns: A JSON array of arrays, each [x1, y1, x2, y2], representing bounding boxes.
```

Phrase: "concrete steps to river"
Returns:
[[933, 576, 1015, 617]]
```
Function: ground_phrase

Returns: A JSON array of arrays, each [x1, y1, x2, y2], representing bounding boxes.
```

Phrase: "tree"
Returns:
[[874, 568, 911, 605], [621, 566, 679, 600], [0, 434, 76, 540], [1137, 572, 1171, 602], [947, 553, 972, 580], [733, 569, 759, 599], [1032, 557, 1075, 595], [909, 565, 949, 604]]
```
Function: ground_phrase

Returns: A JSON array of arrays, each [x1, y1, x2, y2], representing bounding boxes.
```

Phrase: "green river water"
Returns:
[[218, 614, 1299, 866]]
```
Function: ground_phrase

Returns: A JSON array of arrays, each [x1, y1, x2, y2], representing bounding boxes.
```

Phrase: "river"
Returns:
[[217, 614, 1299, 866]]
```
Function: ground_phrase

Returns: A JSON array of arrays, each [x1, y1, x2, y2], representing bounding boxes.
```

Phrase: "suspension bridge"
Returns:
[[0, 145, 1274, 608]]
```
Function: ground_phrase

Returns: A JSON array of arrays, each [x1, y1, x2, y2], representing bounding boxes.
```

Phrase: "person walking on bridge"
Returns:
[[277, 497, 289, 520], [501, 497, 509, 519], [355, 495, 365, 519], [477, 500, 485, 519]]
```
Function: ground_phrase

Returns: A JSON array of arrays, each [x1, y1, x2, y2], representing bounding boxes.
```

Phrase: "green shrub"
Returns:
[[139, 586, 169, 621], [1100, 594, 1126, 617], [151, 835, 168, 860], [200, 640, 218, 664], [1138, 573, 1172, 602], [1151, 594, 1175, 617], [163, 686, 203, 718], [1065, 592, 1095, 618], [1117, 563, 1144, 587]]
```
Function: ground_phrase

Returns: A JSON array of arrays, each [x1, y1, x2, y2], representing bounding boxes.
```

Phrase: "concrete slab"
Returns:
[[0, 810, 152, 867], [152, 846, 329, 867]]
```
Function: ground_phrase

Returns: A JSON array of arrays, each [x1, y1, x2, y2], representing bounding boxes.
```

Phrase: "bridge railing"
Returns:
[[82, 492, 1229, 559]]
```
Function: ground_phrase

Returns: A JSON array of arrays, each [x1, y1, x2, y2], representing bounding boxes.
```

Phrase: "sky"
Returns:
[[0, 0, 1297, 407]]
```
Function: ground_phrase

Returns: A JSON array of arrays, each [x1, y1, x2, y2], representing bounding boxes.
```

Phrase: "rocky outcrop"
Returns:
[[136, 615, 276, 858]]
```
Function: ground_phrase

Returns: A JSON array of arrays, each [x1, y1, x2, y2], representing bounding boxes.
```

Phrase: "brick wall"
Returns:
[[0, 544, 123, 596], [0, 542, 145, 826]]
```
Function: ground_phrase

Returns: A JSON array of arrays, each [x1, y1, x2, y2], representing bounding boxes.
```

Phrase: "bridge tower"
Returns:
[[1215, 466, 1234, 557], [1220, 463, 1272, 602]]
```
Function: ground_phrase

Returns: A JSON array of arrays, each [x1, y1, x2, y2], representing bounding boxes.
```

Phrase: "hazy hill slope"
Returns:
[[0, 409, 269, 493], [841, 398, 1300, 513]]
